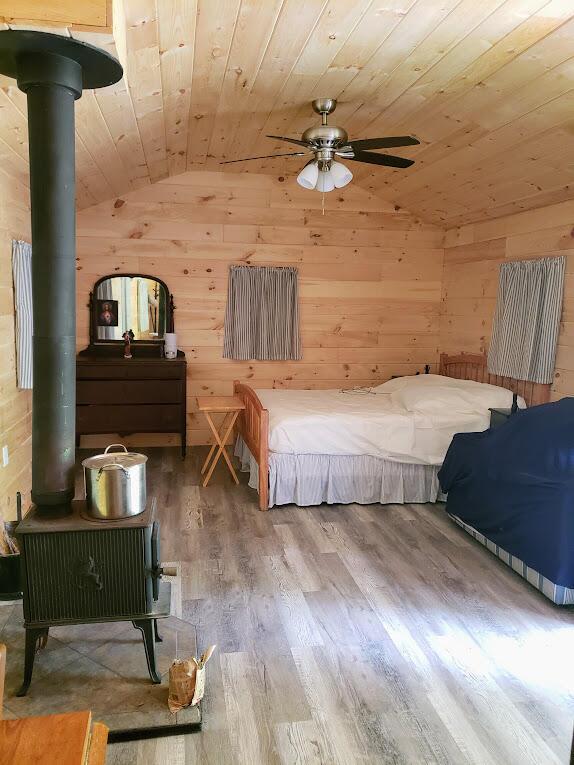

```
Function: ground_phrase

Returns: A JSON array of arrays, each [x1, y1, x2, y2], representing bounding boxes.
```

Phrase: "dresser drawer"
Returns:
[[77, 404, 182, 433], [77, 361, 184, 381], [77, 364, 123, 380], [77, 380, 182, 405], [125, 363, 184, 380]]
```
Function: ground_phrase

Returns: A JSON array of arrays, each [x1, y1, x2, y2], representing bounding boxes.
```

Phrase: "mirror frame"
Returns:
[[88, 273, 174, 346]]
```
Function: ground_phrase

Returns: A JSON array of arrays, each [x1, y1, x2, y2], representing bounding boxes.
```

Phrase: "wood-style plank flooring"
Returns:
[[107, 448, 574, 764]]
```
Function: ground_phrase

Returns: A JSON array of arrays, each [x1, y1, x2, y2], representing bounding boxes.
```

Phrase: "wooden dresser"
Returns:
[[76, 355, 187, 456]]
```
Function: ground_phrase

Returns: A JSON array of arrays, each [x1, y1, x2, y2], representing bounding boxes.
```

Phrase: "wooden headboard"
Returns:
[[439, 353, 551, 407]]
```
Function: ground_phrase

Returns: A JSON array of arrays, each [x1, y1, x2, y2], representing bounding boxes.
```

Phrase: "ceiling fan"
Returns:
[[220, 98, 420, 192]]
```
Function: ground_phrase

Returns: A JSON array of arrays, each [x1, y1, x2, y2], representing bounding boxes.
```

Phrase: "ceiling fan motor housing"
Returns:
[[302, 124, 349, 169], [302, 124, 348, 147]]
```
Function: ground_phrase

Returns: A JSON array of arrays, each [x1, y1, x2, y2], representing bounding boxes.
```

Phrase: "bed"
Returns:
[[439, 398, 574, 605], [234, 353, 551, 511]]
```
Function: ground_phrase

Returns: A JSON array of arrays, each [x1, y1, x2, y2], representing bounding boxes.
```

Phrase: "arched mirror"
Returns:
[[89, 274, 173, 345]]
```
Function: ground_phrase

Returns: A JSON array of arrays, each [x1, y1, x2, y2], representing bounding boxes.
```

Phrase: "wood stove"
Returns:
[[0, 31, 173, 697], [16, 500, 170, 696]]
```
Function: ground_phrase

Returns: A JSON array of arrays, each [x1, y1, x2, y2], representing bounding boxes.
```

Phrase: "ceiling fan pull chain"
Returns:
[[322, 191, 325, 216]]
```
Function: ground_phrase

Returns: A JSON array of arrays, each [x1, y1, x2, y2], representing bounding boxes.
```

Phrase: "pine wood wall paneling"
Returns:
[[185, 0, 241, 168], [279, 0, 419, 140], [251, 0, 375, 174], [2, 4, 574, 224], [74, 89, 133, 197], [325, 0, 490, 139], [0, 88, 28, 166], [221, 0, 328, 166], [441, 199, 574, 400], [69, 28, 151, 196], [0, 0, 111, 31], [0, 172, 31, 521], [157, 0, 197, 176], [205, 0, 284, 165], [122, 0, 169, 182], [327, 3, 574, 223], [76, 170, 443, 446]]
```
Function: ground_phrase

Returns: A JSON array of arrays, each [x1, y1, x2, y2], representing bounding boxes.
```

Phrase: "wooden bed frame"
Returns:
[[438, 354, 552, 406], [233, 380, 269, 511], [234, 353, 552, 511]]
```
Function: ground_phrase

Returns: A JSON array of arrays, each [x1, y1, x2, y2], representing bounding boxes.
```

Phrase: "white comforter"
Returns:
[[256, 374, 524, 466]]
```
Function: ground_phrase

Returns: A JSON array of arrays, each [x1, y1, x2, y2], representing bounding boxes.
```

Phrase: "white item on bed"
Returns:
[[256, 375, 524, 466], [235, 436, 445, 508], [373, 373, 527, 414]]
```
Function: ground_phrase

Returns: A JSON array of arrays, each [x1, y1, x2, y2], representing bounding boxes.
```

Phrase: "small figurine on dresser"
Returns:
[[123, 329, 135, 359]]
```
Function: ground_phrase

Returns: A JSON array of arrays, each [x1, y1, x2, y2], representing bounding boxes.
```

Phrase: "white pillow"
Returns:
[[373, 374, 451, 394], [374, 374, 526, 414]]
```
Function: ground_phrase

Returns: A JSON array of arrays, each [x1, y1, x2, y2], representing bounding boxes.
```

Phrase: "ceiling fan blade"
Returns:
[[266, 134, 310, 148], [220, 150, 310, 165], [348, 150, 414, 168], [347, 136, 420, 151]]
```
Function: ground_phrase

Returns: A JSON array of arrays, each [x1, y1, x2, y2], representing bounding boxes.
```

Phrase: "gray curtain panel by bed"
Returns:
[[487, 255, 565, 384], [12, 239, 33, 390], [223, 265, 301, 360]]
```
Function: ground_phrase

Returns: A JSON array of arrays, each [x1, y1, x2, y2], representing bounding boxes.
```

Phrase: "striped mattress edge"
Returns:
[[448, 514, 574, 606]]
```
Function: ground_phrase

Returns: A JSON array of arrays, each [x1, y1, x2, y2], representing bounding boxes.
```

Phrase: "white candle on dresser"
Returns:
[[164, 332, 177, 359]]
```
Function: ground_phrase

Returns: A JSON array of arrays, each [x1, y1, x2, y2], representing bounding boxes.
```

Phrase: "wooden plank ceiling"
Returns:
[[1, 0, 574, 226]]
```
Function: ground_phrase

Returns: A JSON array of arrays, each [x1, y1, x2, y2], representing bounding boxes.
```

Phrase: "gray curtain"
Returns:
[[223, 265, 301, 360], [12, 239, 33, 389], [487, 256, 565, 384]]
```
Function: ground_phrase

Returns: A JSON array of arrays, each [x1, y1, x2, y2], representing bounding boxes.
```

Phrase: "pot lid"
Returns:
[[82, 451, 147, 470]]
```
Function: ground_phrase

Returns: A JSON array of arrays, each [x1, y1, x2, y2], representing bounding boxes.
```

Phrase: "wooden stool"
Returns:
[[197, 396, 245, 487], [0, 643, 108, 764]]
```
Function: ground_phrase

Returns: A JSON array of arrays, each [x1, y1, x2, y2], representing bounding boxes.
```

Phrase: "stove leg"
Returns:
[[132, 619, 161, 684], [153, 619, 163, 643], [17, 627, 49, 696]]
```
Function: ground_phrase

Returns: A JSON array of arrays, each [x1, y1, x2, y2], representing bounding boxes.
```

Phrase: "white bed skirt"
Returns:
[[234, 437, 444, 508]]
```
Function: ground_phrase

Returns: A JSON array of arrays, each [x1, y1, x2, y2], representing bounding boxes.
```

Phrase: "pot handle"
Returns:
[[104, 443, 129, 454], [96, 463, 130, 480]]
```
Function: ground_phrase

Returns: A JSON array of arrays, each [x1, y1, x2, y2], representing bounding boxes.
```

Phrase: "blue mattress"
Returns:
[[448, 514, 574, 605], [438, 398, 574, 603]]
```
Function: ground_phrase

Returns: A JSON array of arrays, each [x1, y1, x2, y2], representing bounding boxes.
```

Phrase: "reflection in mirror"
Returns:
[[95, 275, 167, 341]]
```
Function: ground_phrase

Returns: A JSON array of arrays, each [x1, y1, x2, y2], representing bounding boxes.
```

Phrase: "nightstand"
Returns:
[[197, 396, 245, 487]]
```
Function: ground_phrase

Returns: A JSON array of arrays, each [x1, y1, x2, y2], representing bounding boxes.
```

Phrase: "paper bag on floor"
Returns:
[[168, 645, 216, 713]]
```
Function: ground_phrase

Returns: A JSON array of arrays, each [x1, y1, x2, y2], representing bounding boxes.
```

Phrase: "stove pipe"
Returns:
[[0, 31, 122, 510]]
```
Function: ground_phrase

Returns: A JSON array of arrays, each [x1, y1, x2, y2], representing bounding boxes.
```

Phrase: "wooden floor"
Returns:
[[106, 447, 574, 765]]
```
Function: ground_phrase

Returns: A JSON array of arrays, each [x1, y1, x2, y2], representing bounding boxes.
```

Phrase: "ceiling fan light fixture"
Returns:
[[315, 169, 335, 193], [330, 161, 353, 188], [296, 161, 319, 189]]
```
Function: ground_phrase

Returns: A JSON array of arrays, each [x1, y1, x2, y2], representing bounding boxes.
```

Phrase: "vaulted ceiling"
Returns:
[[1, 0, 574, 227]]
